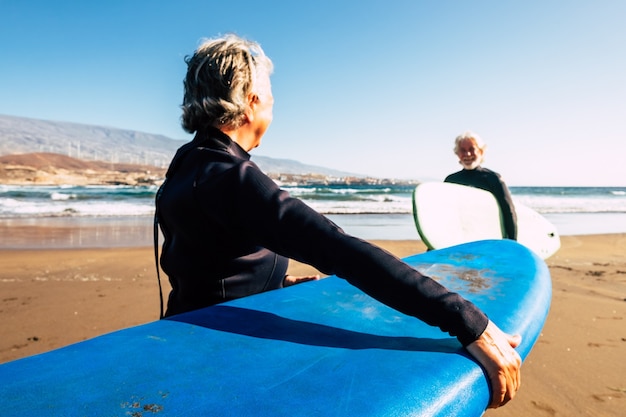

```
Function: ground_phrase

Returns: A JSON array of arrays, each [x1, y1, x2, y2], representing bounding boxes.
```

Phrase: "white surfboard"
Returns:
[[412, 182, 560, 259]]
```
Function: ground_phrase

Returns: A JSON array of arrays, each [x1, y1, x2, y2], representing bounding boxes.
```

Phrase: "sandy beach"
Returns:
[[1, 235, 624, 416]]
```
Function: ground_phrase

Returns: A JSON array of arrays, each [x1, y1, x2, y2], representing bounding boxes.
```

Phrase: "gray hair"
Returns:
[[453, 130, 487, 154], [181, 34, 274, 133]]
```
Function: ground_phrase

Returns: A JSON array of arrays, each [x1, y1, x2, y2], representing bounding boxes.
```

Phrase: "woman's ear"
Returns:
[[243, 93, 259, 123]]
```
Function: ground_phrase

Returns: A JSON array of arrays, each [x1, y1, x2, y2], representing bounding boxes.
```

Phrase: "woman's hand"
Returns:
[[466, 320, 522, 409], [283, 274, 320, 287]]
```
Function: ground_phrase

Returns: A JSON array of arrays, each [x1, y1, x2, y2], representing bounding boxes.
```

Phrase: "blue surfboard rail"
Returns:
[[0, 240, 551, 416]]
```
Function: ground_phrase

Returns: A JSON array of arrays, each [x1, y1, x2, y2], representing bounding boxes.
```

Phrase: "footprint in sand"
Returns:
[[531, 400, 556, 416]]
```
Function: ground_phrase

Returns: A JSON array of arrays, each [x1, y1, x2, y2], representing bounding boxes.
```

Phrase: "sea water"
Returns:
[[0, 184, 625, 248]]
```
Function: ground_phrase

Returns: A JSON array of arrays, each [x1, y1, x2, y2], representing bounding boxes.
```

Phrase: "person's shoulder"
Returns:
[[239, 159, 266, 175], [237, 159, 280, 187], [476, 166, 502, 178], [189, 148, 259, 182], [444, 170, 464, 182], [476, 167, 511, 191]]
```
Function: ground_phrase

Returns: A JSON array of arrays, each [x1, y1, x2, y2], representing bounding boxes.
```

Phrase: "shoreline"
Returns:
[[2, 211, 626, 249], [1, 235, 624, 416]]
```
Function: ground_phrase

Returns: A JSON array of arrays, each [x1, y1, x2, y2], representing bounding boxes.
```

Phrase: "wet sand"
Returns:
[[0, 235, 624, 416]]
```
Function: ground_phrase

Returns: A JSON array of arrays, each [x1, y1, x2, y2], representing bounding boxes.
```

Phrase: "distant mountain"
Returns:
[[0, 114, 179, 168], [0, 152, 165, 186], [0, 114, 362, 178]]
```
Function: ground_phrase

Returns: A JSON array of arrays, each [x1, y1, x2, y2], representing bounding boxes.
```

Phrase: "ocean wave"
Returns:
[[284, 185, 402, 196], [302, 200, 412, 215], [513, 196, 626, 214], [50, 192, 76, 201], [1, 185, 624, 218], [0, 198, 155, 218]]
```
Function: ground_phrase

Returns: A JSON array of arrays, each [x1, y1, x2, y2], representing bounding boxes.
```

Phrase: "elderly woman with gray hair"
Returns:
[[156, 34, 522, 409]]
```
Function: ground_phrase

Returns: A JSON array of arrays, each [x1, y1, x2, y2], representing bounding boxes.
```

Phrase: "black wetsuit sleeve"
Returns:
[[212, 162, 489, 346], [490, 177, 517, 240]]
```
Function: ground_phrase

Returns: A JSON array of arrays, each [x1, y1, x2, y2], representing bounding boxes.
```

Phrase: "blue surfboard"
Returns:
[[0, 240, 551, 416]]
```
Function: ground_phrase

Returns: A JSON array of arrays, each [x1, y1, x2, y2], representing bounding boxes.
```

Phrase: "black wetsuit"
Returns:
[[156, 127, 488, 346], [445, 167, 517, 240]]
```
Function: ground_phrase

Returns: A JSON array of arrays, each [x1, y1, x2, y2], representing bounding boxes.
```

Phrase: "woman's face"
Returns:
[[249, 71, 274, 149], [456, 138, 483, 170]]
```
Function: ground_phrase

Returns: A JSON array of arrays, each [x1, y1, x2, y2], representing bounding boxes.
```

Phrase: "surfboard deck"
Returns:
[[413, 182, 560, 259], [0, 240, 551, 417]]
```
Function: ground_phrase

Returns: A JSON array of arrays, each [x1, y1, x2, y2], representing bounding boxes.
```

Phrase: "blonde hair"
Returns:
[[181, 34, 274, 133]]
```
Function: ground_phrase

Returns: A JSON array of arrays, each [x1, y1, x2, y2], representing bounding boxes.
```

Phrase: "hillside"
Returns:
[[0, 153, 165, 186], [0, 114, 363, 180], [0, 114, 179, 168]]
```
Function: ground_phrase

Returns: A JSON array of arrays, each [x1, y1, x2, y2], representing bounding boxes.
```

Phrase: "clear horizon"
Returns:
[[1, 1, 625, 186]]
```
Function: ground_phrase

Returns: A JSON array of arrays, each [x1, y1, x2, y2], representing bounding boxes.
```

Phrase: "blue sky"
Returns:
[[1, 1, 625, 186]]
